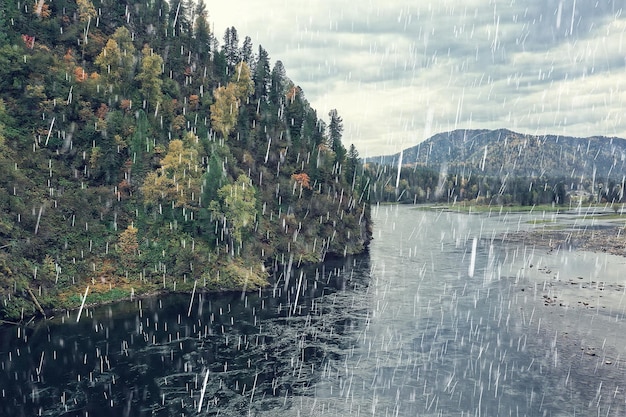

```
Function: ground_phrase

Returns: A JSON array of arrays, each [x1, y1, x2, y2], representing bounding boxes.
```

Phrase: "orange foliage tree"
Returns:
[[291, 172, 311, 189], [74, 66, 88, 82]]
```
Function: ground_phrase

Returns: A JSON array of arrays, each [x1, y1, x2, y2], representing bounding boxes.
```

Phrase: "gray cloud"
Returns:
[[210, 0, 626, 156]]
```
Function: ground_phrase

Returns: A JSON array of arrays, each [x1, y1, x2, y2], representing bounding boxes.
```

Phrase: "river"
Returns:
[[2, 204, 626, 416]]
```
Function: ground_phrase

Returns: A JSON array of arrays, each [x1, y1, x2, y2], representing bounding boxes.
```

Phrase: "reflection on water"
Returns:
[[1, 204, 626, 416]]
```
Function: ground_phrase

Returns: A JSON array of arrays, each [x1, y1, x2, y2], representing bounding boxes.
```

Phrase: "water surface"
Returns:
[[2, 204, 625, 416]]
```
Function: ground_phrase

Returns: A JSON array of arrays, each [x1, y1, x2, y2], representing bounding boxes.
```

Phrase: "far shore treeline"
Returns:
[[0, 0, 371, 321], [367, 128, 626, 207]]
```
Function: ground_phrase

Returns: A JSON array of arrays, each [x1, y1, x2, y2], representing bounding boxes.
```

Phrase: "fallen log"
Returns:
[[27, 287, 46, 318]]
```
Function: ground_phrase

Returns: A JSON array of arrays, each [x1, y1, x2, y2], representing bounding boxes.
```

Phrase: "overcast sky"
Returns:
[[208, 0, 626, 157]]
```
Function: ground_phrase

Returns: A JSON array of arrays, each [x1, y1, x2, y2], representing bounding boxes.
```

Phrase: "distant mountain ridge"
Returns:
[[372, 129, 626, 179]]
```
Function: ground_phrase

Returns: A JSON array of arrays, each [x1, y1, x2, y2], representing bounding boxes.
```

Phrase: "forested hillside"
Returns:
[[375, 129, 626, 179], [0, 0, 371, 320], [366, 129, 626, 206]]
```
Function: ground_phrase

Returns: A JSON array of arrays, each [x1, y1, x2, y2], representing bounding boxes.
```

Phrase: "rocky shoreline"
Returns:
[[503, 222, 626, 386], [504, 224, 626, 257], [503, 223, 626, 310]]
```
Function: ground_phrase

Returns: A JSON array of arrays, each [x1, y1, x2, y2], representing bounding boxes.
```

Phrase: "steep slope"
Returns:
[[0, 0, 371, 321]]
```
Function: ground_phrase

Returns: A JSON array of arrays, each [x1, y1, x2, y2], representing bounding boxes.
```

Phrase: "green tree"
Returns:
[[193, 0, 212, 63], [136, 45, 164, 110], [222, 26, 240, 74], [328, 109, 346, 165], [284, 84, 306, 141], [253, 45, 271, 101], [95, 38, 123, 87], [269, 60, 286, 106], [240, 36, 253, 64], [345, 143, 360, 186], [213, 174, 257, 248], [203, 151, 227, 203], [0, 1, 9, 44], [168, 0, 193, 38]]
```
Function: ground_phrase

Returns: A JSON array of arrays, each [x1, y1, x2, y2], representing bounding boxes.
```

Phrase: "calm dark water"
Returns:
[[1, 205, 626, 416]]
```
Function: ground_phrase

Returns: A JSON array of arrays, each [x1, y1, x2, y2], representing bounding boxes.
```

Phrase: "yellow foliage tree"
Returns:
[[210, 84, 238, 139], [76, 0, 97, 22], [231, 62, 254, 102], [141, 132, 203, 208], [95, 39, 122, 85], [118, 224, 139, 269]]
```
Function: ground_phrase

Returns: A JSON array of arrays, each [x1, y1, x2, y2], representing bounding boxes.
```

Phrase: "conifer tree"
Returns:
[[345, 144, 360, 186], [222, 26, 240, 74], [193, 0, 212, 63], [253, 45, 271, 101], [269, 60, 286, 107], [240, 36, 253, 65], [328, 109, 346, 164], [0, 1, 9, 44]]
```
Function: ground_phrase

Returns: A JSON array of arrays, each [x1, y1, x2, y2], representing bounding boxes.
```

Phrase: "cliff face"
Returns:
[[0, 0, 371, 320], [374, 128, 626, 179]]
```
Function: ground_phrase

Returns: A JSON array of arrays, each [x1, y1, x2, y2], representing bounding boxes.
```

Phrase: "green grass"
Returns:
[[581, 213, 626, 221], [526, 218, 558, 225], [418, 203, 567, 214], [66, 287, 132, 307]]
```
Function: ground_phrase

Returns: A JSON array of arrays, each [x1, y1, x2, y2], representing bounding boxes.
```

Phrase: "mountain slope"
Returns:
[[373, 129, 626, 179]]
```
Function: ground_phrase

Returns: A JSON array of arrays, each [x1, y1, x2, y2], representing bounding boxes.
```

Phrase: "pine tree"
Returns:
[[0, 1, 9, 44], [328, 109, 346, 164], [240, 36, 253, 65], [253, 45, 271, 101], [193, 0, 212, 63], [168, 0, 192, 38], [269, 60, 286, 107], [222, 26, 240, 74], [142, 0, 169, 50], [345, 144, 360, 186]]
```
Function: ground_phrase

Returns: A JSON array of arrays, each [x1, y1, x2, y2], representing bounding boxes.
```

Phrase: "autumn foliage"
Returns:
[[21, 35, 35, 49], [291, 172, 311, 189], [74, 67, 88, 82]]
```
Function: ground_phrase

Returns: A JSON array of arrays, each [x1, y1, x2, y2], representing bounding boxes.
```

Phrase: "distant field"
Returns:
[[414, 204, 566, 213], [413, 203, 626, 217]]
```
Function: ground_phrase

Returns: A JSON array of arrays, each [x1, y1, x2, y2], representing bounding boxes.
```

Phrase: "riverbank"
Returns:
[[504, 223, 626, 378], [505, 224, 626, 310]]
